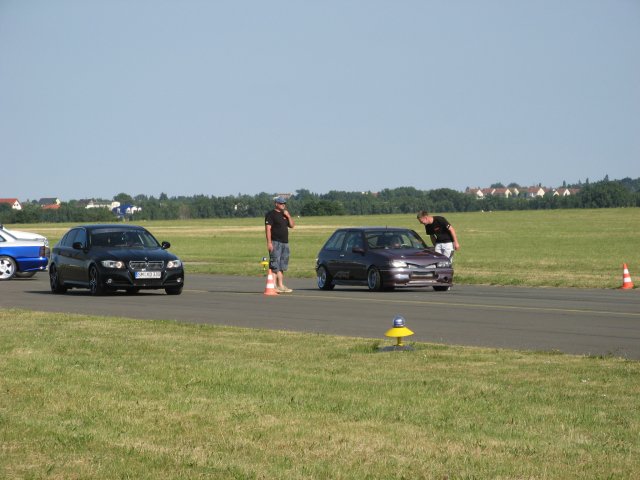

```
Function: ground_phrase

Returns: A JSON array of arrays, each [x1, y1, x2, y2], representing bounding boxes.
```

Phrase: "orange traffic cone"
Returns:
[[621, 263, 634, 290], [263, 269, 279, 296]]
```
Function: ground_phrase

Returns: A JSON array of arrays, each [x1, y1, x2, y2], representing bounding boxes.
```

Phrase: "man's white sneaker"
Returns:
[[277, 285, 293, 293]]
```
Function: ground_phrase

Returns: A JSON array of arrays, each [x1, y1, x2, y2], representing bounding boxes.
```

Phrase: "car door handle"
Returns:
[[339, 254, 345, 258]]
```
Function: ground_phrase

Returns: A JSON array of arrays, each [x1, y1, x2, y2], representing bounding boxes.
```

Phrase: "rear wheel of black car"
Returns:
[[165, 286, 183, 295], [0, 256, 17, 280], [433, 285, 451, 292], [367, 267, 383, 292], [49, 265, 67, 294], [317, 266, 335, 290], [89, 265, 106, 296]]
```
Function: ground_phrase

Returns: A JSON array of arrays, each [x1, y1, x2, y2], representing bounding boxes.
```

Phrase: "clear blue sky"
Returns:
[[2, 0, 638, 201]]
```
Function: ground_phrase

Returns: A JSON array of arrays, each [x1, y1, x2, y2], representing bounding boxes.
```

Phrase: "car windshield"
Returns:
[[366, 230, 427, 250], [90, 229, 160, 248]]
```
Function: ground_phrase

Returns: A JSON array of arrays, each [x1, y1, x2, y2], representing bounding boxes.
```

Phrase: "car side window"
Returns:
[[58, 232, 69, 247], [343, 232, 364, 252], [75, 229, 87, 248], [324, 231, 347, 251], [61, 229, 79, 247]]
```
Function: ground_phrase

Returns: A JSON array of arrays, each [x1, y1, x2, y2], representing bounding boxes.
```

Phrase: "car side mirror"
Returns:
[[161, 241, 171, 250], [352, 246, 365, 254], [72, 242, 84, 250]]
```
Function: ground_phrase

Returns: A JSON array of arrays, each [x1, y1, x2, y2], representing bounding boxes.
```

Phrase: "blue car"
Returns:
[[0, 228, 50, 280]]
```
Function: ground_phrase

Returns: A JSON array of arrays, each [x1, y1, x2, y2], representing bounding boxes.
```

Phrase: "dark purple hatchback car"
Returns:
[[315, 227, 453, 291]]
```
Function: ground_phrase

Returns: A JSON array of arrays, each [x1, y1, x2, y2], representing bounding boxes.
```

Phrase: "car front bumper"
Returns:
[[98, 267, 185, 290], [382, 267, 454, 287]]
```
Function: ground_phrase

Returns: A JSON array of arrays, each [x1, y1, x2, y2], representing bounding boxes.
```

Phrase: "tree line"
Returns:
[[2, 177, 639, 224]]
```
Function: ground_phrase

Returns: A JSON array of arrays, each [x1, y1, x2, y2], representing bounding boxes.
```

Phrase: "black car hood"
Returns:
[[95, 247, 179, 262]]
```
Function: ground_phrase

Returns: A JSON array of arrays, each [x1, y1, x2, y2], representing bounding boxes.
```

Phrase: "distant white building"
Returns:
[[86, 200, 120, 210]]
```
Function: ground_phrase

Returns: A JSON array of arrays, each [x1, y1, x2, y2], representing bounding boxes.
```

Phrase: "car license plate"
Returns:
[[413, 272, 435, 278], [135, 271, 161, 279]]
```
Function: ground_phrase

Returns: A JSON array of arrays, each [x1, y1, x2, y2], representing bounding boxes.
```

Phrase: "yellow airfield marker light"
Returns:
[[260, 256, 269, 271], [385, 315, 414, 348]]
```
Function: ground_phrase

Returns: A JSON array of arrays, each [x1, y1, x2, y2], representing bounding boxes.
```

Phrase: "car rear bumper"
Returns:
[[16, 258, 49, 272]]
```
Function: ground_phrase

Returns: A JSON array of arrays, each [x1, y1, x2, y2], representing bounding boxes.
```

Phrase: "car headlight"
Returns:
[[101, 260, 125, 269], [437, 261, 451, 268], [167, 259, 182, 269], [390, 260, 408, 268]]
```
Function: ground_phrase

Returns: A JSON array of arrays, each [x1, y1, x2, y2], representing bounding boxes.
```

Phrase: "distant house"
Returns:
[[39, 197, 61, 207], [466, 185, 571, 200], [42, 203, 61, 210], [525, 187, 546, 198], [465, 187, 516, 199], [465, 187, 485, 199], [555, 188, 580, 197], [492, 188, 513, 198], [0, 198, 22, 210]]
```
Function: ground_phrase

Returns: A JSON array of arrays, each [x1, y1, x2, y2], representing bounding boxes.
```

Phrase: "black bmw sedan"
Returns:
[[49, 224, 184, 295], [316, 227, 453, 291]]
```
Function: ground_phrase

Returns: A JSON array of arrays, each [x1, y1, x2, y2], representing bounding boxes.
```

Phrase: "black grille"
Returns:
[[129, 261, 164, 270]]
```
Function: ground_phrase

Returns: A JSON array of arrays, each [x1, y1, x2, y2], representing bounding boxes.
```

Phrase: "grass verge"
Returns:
[[1, 309, 639, 479]]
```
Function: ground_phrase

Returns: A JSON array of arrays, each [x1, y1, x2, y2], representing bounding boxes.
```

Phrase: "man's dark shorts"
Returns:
[[270, 241, 290, 272]]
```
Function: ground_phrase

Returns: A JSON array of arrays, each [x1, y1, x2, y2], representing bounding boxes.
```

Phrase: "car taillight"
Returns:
[[39, 246, 46, 257]]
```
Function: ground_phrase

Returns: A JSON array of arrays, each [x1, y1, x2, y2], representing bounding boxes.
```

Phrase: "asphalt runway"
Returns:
[[2, 273, 639, 359]]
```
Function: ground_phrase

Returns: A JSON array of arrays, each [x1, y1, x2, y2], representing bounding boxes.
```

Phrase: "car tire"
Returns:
[[165, 286, 183, 295], [433, 285, 451, 292], [15, 271, 37, 278], [89, 265, 106, 296], [317, 266, 335, 290], [49, 265, 67, 294], [367, 267, 383, 292], [0, 256, 17, 280]]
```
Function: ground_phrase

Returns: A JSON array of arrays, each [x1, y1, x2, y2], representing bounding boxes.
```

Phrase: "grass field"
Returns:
[[2, 309, 639, 479], [3, 209, 639, 477], [16, 207, 640, 288]]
